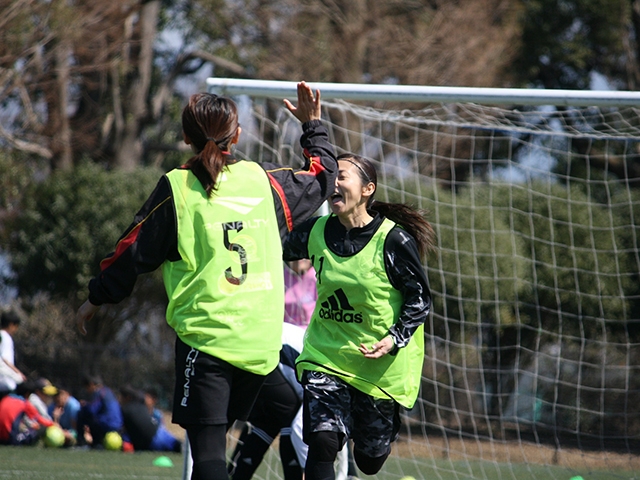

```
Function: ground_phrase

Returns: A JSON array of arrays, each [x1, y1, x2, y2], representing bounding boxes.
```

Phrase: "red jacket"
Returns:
[[0, 395, 54, 442]]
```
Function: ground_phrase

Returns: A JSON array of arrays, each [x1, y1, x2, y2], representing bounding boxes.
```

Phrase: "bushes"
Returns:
[[6, 161, 172, 397], [9, 161, 164, 299]]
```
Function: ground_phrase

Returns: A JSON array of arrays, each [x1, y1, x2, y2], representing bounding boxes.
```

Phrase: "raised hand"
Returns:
[[283, 81, 321, 123]]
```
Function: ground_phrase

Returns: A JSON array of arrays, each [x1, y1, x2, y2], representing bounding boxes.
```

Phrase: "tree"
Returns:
[[489, 182, 638, 340], [8, 162, 163, 298], [512, 0, 633, 90], [0, 0, 252, 171], [504, 1, 640, 194], [173, 0, 525, 191], [182, 0, 522, 87], [1, 1, 148, 169]]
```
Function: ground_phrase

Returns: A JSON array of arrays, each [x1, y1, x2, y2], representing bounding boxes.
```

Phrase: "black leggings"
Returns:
[[186, 424, 229, 480], [305, 431, 390, 480]]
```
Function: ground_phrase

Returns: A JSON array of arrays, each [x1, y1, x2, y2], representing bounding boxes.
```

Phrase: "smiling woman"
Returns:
[[329, 154, 435, 259], [283, 153, 435, 480], [327, 155, 377, 229]]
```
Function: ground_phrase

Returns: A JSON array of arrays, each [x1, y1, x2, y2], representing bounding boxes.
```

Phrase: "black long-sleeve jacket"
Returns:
[[282, 212, 431, 351], [88, 120, 337, 306]]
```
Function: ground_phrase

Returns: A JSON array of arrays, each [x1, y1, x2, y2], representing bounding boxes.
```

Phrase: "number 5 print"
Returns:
[[223, 221, 247, 285]]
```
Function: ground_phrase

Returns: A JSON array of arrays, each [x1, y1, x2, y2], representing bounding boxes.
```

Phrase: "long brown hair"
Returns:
[[181, 93, 240, 197], [337, 153, 436, 258]]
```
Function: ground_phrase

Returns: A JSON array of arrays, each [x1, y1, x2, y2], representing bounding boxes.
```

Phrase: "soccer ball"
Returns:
[[103, 431, 123, 451], [44, 425, 65, 448]]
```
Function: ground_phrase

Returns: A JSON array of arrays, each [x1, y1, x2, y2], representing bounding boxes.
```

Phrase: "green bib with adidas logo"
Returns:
[[163, 162, 284, 375], [296, 215, 424, 408]]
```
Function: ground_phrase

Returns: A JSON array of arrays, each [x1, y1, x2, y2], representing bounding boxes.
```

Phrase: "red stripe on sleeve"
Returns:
[[267, 172, 293, 232], [99, 223, 143, 271], [298, 151, 326, 176]]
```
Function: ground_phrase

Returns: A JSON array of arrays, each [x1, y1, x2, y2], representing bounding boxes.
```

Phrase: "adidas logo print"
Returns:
[[318, 288, 363, 323]]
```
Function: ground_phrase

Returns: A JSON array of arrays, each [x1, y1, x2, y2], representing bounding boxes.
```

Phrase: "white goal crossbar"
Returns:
[[207, 77, 640, 107]]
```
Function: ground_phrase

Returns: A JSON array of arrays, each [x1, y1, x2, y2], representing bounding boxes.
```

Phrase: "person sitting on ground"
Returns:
[[28, 378, 57, 420], [0, 390, 54, 446], [48, 386, 81, 444], [119, 385, 181, 452], [76, 374, 123, 447], [143, 387, 164, 426]]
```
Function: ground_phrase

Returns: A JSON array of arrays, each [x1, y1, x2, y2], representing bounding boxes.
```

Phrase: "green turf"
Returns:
[[252, 448, 637, 480], [376, 455, 637, 480], [0, 445, 185, 479], [0, 444, 636, 480]]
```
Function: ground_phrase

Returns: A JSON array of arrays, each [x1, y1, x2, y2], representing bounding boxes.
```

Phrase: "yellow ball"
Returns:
[[44, 425, 65, 448], [399, 477, 416, 480], [103, 431, 123, 451]]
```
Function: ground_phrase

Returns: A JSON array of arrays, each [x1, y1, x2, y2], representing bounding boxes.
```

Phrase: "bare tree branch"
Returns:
[[0, 123, 52, 159], [151, 49, 252, 120]]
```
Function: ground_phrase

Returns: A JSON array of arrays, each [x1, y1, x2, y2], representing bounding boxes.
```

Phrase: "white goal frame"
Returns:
[[207, 77, 640, 107], [192, 77, 640, 480]]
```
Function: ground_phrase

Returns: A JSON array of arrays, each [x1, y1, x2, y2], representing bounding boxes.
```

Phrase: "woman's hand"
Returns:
[[284, 81, 321, 123], [76, 300, 100, 335], [359, 335, 395, 359]]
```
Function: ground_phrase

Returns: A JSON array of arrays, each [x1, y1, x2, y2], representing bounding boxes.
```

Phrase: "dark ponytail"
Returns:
[[181, 93, 240, 197], [337, 153, 436, 259], [369, 201, 435, 258]]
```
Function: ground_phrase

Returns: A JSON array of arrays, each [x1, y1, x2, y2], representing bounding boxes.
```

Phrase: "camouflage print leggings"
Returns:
[[301, 370, 401, 458]]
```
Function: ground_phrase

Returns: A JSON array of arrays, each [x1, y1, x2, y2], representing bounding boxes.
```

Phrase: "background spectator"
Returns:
[[28, 378, 57, 420], [76, 374, 123, 447], [48, 387, 81, 442], [284, 259, 317, 328], [0, 310, 26, 393], [0, 391, 53, 445], [143, 387, 163, 426], [120, 385, 181, 452]]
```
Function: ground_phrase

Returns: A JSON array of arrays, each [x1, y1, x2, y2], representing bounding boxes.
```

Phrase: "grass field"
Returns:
[[0, 442, 636, 480], [0, 445, 185, 479]]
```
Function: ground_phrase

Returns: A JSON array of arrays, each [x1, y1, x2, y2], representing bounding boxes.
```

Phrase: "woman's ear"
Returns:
[[231, 126, 242, 146], [183, 132, 192, 145], [362, 181, 376, 199]]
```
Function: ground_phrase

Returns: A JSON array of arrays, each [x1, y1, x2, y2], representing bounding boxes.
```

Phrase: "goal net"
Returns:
[[210, 79, 640, 480]]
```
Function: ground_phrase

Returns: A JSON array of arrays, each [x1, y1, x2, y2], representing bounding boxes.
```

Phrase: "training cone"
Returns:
[[153, 455, 174, 468]]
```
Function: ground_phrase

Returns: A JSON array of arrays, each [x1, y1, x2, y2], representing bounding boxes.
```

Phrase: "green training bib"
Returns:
[[163, 162, 284, 375], [296, 215, 424, 408]]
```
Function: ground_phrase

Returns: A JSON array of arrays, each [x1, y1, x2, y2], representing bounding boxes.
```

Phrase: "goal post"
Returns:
[[204, 77, 640, 480], [207, 77, 640, 106]]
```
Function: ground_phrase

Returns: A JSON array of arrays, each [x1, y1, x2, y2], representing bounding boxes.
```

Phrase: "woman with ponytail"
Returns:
[[283, 153, 435, 480], [76, 82, 338, 480]]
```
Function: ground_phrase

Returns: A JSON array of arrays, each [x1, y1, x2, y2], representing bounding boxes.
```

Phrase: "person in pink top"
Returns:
[[284, 259, 317, 328]]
